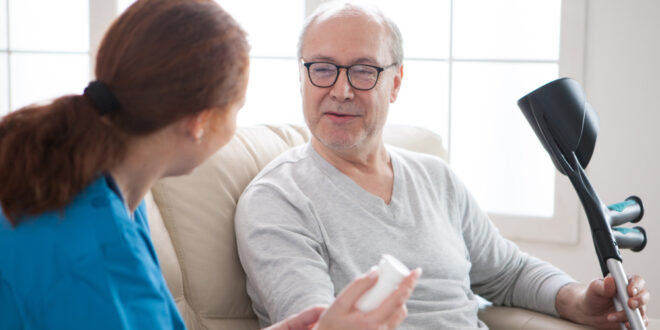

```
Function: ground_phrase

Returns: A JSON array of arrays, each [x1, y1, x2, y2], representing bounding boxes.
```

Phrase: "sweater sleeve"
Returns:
[[235, 183, 335, 327], [450, 170, 575, 316]]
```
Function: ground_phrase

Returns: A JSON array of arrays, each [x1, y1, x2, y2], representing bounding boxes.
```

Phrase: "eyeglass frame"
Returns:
[[302, 61, 399, 91]]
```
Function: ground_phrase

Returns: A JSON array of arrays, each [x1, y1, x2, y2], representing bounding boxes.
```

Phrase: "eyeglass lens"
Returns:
[[308, 63, 380, 90]]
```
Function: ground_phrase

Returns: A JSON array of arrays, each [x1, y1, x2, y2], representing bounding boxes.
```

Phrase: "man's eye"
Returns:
[[314, 68, 334, 74], [353, 67, 376, 76]]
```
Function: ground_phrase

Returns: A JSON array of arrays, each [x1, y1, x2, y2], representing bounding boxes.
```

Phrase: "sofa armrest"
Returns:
[[478, 306, 593, 330]]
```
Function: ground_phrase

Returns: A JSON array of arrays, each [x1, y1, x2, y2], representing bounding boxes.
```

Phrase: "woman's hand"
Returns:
[[313, 267, 422, 330], [265, 306, 327, 330]]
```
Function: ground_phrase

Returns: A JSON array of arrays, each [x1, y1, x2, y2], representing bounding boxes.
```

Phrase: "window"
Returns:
[[0, 52, 7, 116], [2, 0, 585, 243], [220, 0, 306, 126], [1, 0, 7, 116], [449, 0, 560, 218], [1, 0, 90, 115], [117, 0, 133, 13]]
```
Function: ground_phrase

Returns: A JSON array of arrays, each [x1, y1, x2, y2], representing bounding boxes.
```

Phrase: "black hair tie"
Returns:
[[83, 81, 121, 115]]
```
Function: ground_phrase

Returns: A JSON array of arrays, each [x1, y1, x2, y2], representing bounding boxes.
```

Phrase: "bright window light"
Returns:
[[10, 53, 89, 110], [0, 53, 7, 116], [9, 0, 89, 52], [117, 0, 134, 14], [219, 0, 304, 58], [453, 0, 561, 60], [376, 0, 451, 59], [219, 0, 305, 126], [450, 62, 558, 217], [0, 0, 7, 50], [239, 58, 304, 126]]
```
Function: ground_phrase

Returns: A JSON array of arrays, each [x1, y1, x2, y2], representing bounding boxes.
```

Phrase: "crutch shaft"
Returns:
[[607, 258, 646, 330]]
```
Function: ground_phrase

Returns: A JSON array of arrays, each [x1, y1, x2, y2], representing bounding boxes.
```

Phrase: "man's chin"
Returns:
[[309, 121, 370, 151], [314, 133, 361, 151], [324, 141, 359, 151]]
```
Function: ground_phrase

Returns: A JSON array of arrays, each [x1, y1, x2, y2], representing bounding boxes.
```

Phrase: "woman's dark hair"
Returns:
[[0, 0, 249, 225]]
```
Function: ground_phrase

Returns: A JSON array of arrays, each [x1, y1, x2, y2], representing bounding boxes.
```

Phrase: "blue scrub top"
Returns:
[[0, 175, 186, 330]]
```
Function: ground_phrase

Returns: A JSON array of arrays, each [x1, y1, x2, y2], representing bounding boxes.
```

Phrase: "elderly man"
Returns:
[[235, 2, 649, 329]]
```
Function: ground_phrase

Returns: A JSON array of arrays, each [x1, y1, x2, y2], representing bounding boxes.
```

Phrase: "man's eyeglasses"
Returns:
[[303, 61, 398, 91]]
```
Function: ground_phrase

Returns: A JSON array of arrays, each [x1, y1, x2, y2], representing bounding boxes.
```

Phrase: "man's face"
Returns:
[[300, 12, 402, 152]]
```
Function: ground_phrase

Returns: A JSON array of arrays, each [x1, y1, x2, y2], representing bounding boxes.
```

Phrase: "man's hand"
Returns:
[[556, 275, 650, 329]]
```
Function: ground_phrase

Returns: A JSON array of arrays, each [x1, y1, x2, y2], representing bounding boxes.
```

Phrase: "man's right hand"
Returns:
[[313, 267, 421, 330]]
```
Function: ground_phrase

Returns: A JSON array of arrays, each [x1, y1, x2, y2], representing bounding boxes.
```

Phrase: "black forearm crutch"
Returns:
[[518, 78, 647, 330]]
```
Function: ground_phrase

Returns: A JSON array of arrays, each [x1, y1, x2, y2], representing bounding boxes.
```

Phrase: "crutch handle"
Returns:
[[612, 226, 647, 252], [608, 196, 644, 227]]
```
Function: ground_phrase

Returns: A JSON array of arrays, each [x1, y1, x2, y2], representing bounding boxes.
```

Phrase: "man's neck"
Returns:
[[311, 137, 394, 204]]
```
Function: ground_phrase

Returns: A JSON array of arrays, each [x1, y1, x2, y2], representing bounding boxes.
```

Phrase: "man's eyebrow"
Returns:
[[304, 56, 380, 65], [353, 57, 379, 65], [306, 55, 336, 62]]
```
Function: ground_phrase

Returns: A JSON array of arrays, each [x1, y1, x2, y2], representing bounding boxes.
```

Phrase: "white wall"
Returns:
[[517, 0, 660, 319]]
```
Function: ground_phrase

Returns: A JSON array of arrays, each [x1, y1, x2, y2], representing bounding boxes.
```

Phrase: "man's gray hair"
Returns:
[[297, 1, 404, 65]]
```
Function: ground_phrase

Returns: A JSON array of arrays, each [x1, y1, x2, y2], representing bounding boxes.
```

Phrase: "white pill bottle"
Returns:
[[356, 254, 411, 313]]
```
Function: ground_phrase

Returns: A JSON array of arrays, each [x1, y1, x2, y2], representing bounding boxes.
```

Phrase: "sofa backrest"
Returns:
[[146, 124, 446, 330]]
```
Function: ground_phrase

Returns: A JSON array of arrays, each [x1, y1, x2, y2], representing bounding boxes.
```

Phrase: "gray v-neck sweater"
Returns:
[[235, 143, 574, 329]]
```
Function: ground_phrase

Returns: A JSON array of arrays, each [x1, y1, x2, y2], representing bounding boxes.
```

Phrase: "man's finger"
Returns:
[[607, 310, 627, 323], [585, 277, 608, 300], [627, 274, 646, 297], [601, 275, 617, 298], [628, 288, 650, 312]]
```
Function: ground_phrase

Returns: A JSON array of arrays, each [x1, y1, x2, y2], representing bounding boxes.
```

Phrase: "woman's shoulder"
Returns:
[[0, 176, 139, 269], [0, 176, 161, 321], [1, 176, 128, 234]]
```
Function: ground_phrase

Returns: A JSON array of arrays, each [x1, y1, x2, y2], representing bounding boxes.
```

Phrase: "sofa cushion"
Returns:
[[148, 125, 310, 329]]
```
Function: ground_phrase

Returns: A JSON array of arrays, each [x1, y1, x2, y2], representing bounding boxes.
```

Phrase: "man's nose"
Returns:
[[329, 68, 354, 101]]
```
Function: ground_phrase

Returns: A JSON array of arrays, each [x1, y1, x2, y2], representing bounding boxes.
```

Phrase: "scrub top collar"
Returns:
[[104, 173, 134, 221]]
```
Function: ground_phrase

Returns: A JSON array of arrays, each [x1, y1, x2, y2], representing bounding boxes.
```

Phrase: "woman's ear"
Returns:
[[184, 109, 214, 143]]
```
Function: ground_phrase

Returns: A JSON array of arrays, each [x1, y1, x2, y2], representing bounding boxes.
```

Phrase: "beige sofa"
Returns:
[[145, 124, 593, 330]]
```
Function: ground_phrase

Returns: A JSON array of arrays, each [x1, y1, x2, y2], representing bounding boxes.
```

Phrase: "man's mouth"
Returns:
[[323, 112, 360, 123], [325, 112, 354, 117]]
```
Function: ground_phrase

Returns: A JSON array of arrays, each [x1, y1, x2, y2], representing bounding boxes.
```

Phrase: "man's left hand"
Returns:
[[556, 275, 650, 329]]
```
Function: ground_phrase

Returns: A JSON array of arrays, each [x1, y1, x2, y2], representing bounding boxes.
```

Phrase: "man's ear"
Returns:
[[390, 64, 403, 103], [299, 61, 305, 95]]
